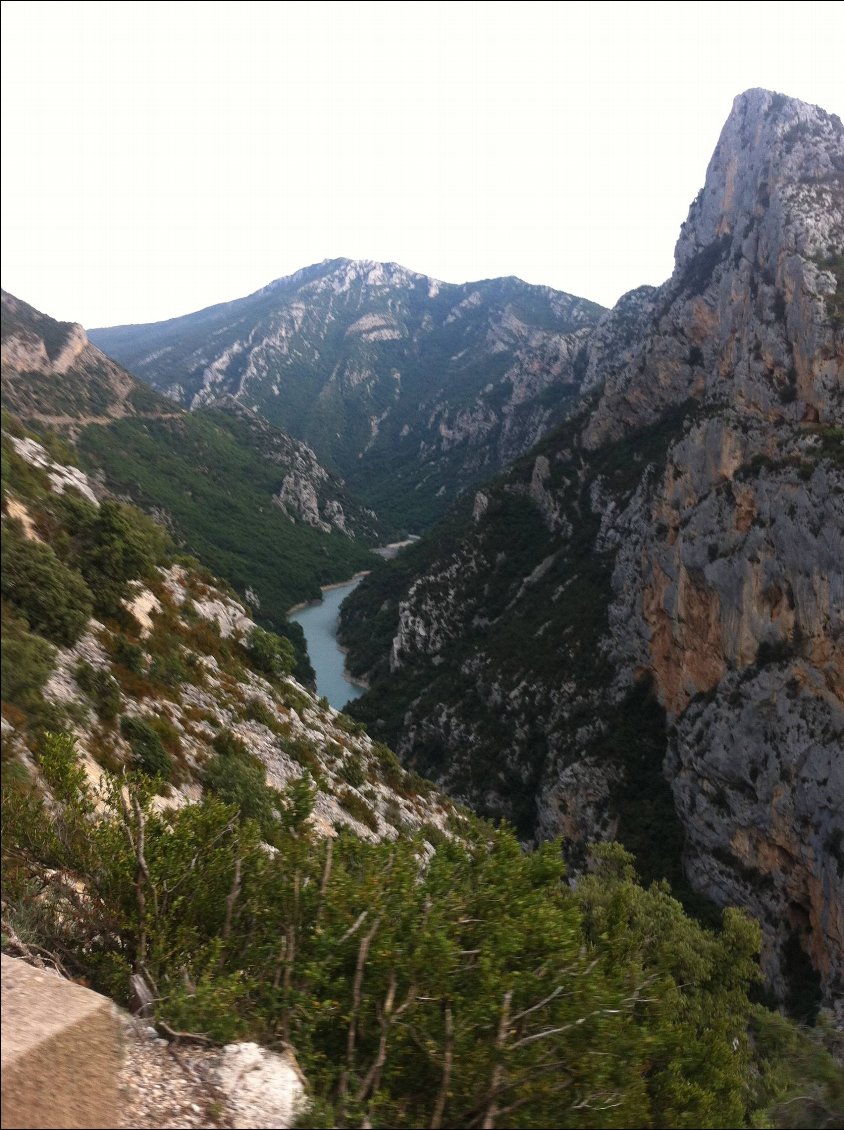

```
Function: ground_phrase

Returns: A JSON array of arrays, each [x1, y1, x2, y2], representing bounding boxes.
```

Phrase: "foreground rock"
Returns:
[[119, 1021, 306, 1130]]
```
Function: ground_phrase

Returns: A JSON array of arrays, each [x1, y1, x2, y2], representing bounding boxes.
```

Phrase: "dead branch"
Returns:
[[315, 838, 333, 930], [337, 908, 368, 945], [337, 915, 382, 1112], [429, 1002, 454, 1129], [156, 1019, 214, 1045], [481, 989, 512, 1130], [221, 856, 242, 943], [0, 917, 70, 978]]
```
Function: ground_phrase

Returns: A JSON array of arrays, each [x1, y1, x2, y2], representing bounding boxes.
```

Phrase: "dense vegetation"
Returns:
[[4, 732, 841, 1130], [76, 407, 380, 626], [0, 415, 314, 724], [1, 287, 391, 680]]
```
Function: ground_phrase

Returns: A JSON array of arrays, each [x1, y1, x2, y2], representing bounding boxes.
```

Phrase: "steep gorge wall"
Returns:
[[342, 90, 844, 1005]]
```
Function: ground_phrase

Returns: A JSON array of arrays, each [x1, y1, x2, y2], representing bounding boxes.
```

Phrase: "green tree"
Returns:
[[246, 626, 296, 679], [71, 499, 166, 617], [1, 523, 93, 645], [3, 737, 837, 1129], [119, 715, 172, 780]]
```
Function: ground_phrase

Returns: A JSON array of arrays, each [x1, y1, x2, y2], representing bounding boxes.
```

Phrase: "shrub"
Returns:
[[339, 751, 366, 788], [3, 739, 841, 1130], [0, 619, 57, 722], [74, 662, 121, 721], [337, 787, 379, 832], [148, 650, 188, 689], [374, 741, 404, 790], [119, 714, 172, 780], [203, 751, 278, 830], [1, 524, 93, 645], [334, 713, 366, 737], [72, 500, 168, 618], [212, 728, 252, 761], [242, 697, 280, 730], [246, 627, 296, 679], [110, 632, 146, 674]]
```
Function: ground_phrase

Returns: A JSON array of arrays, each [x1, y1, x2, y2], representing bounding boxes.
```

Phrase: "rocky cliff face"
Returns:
[[89, 262, 606, 529], [208, 397, 380, 540], [340, 90, 844, 1007], [2, 292, 378, 543], [1, 290, 154, 425]]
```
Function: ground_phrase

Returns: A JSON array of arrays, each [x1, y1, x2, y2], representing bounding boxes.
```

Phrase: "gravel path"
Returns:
[[119, 1017, 229, 1129]]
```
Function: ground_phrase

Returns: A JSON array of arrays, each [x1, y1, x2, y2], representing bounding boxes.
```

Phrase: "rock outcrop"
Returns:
[[1, 290, 150, 426], [341, 90, 844, 1006]]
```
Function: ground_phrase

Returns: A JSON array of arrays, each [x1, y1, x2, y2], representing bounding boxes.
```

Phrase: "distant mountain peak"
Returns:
[[90, 264, 607, 529]]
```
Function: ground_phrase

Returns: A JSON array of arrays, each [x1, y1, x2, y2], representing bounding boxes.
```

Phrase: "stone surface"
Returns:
[[1, 954, 120, 1129], [214, 1043, 306, 1129]]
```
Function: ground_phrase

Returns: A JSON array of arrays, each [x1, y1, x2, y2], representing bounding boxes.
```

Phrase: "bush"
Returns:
[[374, 741, 404, 790], [338, 786, 379, 831], [339, 751, 366, 788], [149, 650, 188, 689], [71, 500, 167, 618], [1, 524, 93, 645], [246, 627, 296, 679], [119, 714, 172, 780], [0, 618, 57, 722], [3, 741, 841, 1130], [203, 751, 278, 830], [110, 633, 146, 674], [74, 662, 121, 721], [211, 728, 252, 761], [202, 728, 291, 839], [242, 697, 280, 730]]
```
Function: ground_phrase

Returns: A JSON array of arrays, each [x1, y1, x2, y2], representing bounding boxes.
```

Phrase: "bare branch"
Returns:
[[221, 856, 242, 944], [482, 989, 512, 1130], [337, 909, 369, 945], [337, 915, 382, 1112], [315, 839, 333, 930], [355, 970, 397, 1103], [429, 1002, 453, 1129], [510, 1007, 624, 1049]]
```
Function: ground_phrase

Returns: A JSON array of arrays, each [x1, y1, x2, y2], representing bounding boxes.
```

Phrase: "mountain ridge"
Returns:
[[89, 260, 607, 529]]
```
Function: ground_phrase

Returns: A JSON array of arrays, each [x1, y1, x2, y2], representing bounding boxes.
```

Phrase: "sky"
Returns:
[[1, 1, 842, 328]]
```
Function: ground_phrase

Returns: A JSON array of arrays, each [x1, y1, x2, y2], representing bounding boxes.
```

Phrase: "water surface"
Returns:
[[289, 578, 365, 710]]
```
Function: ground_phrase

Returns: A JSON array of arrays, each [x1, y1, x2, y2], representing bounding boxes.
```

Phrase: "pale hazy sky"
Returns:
[[1, 1, 841, 328]]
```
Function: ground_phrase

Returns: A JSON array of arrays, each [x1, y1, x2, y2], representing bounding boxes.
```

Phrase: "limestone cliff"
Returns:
[[1, 290, 154, 425], [341, 90, 843, 1007]]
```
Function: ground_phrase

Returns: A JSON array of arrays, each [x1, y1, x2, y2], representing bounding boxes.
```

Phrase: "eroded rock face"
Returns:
[[9, 434, 101, 505], [587, 90, 844, 998], [341, 89, 844, 1004], [1, 290, 144, 424], [584, 89, 843, 448]]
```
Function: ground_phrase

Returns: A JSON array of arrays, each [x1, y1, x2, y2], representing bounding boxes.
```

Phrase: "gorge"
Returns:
[[2, 84, 842, 1129]]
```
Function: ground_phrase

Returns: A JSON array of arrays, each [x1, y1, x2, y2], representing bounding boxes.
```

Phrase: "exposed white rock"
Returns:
[[214, 1042, 306, 1129], [9, 435, 100, 505]]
